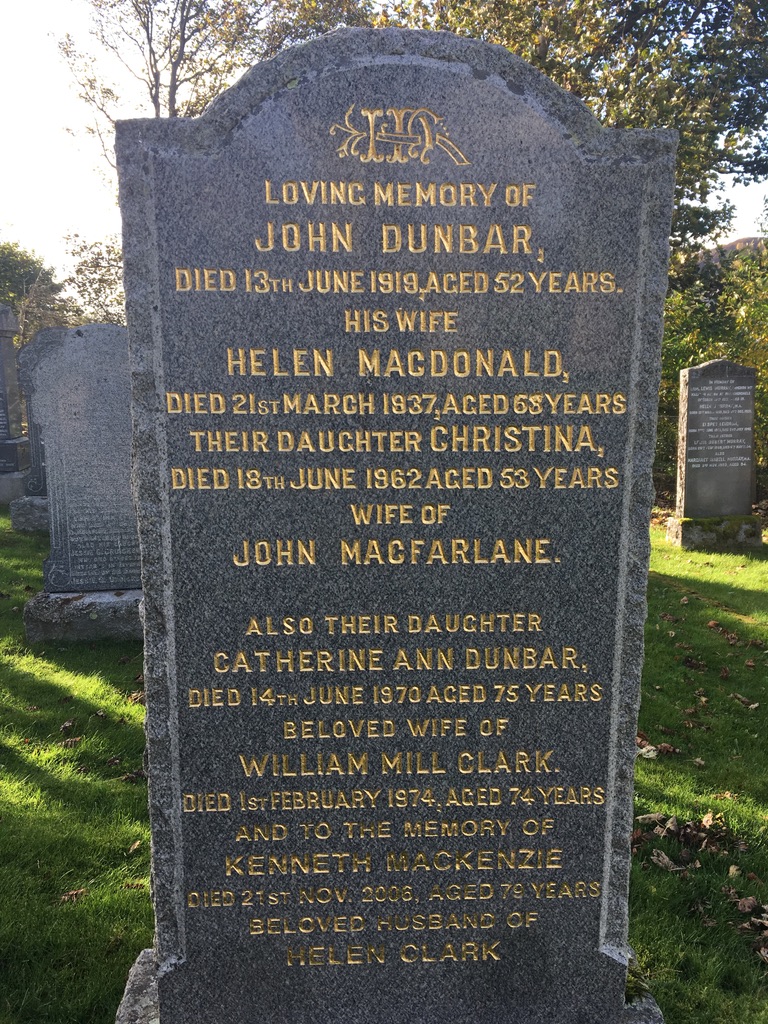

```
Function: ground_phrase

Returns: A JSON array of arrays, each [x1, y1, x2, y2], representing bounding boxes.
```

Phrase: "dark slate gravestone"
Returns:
[[667, 359, 761, 549], [0, 305, 30, 500], [11, 328, 49, 532], [18, 345, 47, 498], [19, 326, 143, 641], [116, 29, 676, 1024]]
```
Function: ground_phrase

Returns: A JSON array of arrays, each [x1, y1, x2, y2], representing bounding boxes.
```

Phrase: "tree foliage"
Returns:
[[380, 0, 768, 264], [658, 237, 768, 476], [60, 0, 375, 161], [0, 242, 81, 346], [65, 235, 126, 326]]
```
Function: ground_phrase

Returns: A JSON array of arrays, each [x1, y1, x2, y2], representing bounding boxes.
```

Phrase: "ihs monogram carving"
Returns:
[[331, 105, 470, 166]]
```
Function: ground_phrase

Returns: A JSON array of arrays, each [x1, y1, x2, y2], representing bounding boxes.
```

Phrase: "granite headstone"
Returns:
[[117, 29, 676, 1024], [18, 325, 142, 591], [0, 305, 30, 500], [666, 359, 760, 549], [11, 336, 49, 532], [18, 345, 47, 498]]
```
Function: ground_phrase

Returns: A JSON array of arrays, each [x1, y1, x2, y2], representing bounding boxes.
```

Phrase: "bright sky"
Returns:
[[2, 0, 766, 279]]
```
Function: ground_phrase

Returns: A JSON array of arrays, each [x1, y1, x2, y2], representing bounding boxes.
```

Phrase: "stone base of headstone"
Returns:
[[10, 495, 49, 532], [23, 589, 143, 643], [0, 470, 30, 504], [623, 995, 665, 1023], [114, 947, 663, 1024], [666, 515, 763, 550], [115, 949, 159, 1024]]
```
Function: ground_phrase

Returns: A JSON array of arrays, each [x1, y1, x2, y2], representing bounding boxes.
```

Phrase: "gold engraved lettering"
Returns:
[[339, 537, 553, 566], [358, 348, 562, 378], [264, 180, 366, 205], [226, 851, 373, 876], [237, 752, 370, 778], [381, 223, 530, 255], [232, 539, 317, 567], [285, 944, 386, 966], [254, 222, 353, 253], [226, 348, 334, 377], [331, 106, 470, 166], [400, 940, 503, 962], [175, 267, 236, 291]]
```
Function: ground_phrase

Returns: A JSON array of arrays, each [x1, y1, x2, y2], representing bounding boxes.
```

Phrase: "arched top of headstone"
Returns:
[[683, 357, 756, 379], [0, 304, 19, 337], [117, 28, 676, 164], [19, 324, 125, 377]]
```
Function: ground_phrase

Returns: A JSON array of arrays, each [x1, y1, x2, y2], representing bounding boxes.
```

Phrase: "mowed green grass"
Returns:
[[631, 525, 768, 1022], [0, 511, 152, 1024], [0, 508, 766, 1022]]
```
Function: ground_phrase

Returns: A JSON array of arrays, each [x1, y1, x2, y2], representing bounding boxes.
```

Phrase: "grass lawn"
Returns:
[[0, 507, 766, 1023], [0, 511, 152, 1024]]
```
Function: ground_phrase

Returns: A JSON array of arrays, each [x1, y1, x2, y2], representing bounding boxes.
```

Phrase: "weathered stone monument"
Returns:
[[0, 304, 30, 502], [666, 358, 761, 549], [116, 29, 676, 1024], [10, 349, 49, 533], [20, 325, 143, 642]]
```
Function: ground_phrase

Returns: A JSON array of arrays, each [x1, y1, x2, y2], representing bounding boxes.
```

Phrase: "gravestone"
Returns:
[[19, 346, 48, 498], [667, 359, 761, 549], [0, 305, 30, 502], [116, 29, 676, 1024], [10, 348, 49, 533], [19, 325, 143, 641]]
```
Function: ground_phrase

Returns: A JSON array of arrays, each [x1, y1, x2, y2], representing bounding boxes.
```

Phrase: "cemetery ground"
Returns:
[[0, 507, 766, 1024]]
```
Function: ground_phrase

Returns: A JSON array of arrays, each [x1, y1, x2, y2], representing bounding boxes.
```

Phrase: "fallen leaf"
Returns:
[[731, 693, 757, 708], [127, 840, 142, 855], [59, 719, 75, 732], [657, 743, 681, 755], [680, 596, 689, 605], [61, 737, 82, 748], [635, 813, 667, 825], [693, 758, 706, 767], [651, 849, 681, 872], [638, 745, 658, 759], [738, 897, 761, 913], [127, 690, 145, 705], [123, 881, 146, 890], [683, 657, 707, 671], [707, 620, 720, 629], [745, 660, 756, 669], [60, 889, 87, 903], [720, 666, 731, 679], [729, 865, 742, 878]]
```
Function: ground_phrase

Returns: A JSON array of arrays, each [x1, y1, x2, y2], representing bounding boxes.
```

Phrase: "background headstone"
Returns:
[[11, 335, 50, 532], [667, 359, 761, 549], [0, 305, 30, 501], [117, 29, 676, 1024], [19, 325, 143, 642], [19, 349, 47, 498]]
